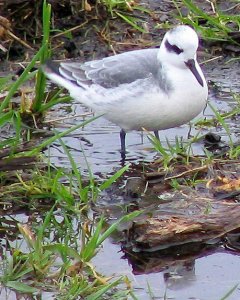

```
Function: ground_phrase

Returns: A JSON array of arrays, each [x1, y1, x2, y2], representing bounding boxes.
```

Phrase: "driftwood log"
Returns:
[[122, 155, 240, 253], [127, 197, 240, 252]]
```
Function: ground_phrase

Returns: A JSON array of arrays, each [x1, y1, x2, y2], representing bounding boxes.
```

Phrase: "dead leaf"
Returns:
[[207, 176, 240, 192], [84, 0, 92, 11]]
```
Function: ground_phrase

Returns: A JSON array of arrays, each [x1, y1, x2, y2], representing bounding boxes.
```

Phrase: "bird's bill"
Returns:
[[185, 59, 204, 87]]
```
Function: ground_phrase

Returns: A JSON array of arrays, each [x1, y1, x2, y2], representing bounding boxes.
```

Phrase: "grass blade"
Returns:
[[220, 284, 239, 300], [27, 115, 101, 155], [0, 46, 45, 113], [6, 281, 39, 293]]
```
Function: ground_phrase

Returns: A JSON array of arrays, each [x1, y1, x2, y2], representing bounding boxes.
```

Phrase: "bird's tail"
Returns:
[[42, 60, 79, 92]]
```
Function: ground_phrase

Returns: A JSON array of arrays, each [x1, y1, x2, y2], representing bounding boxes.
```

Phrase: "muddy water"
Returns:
[[45, 57, 240, 300]]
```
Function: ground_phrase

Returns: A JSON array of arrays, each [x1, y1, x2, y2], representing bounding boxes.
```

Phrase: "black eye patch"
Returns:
[[164, 39, 183, 55]]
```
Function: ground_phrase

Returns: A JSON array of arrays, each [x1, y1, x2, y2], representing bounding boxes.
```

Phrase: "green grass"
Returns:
[[0, 205, 140, 298], [0, 145, 140, 298], [100, 0, 149, 33], [101, 0, 134, 12], [32, 0, 51, 112], [148, 130, 203, 170], [175, 0, 240, 44]]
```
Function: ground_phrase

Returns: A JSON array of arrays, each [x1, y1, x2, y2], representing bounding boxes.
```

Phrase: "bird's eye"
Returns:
[[165, 39, 183, 55]]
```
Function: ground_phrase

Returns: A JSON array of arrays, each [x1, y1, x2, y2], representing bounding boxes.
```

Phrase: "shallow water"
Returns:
[[47, 97, 234, 175], [93, 240, 240, 300]]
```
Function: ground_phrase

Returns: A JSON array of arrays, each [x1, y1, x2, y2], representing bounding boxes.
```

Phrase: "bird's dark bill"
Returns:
[[185, 59, 204, 87]]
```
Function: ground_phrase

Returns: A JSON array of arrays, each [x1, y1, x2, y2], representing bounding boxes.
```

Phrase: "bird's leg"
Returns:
[[154, 130, 160, 140], [187, 122, 192, 139], [120, 129, 126, 160]]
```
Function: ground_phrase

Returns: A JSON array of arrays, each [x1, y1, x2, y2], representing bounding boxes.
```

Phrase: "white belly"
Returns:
[[103, 77, 207, 131]]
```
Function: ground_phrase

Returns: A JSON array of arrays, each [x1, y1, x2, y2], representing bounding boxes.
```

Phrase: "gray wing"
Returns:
[[58, 48, 159, 88]]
